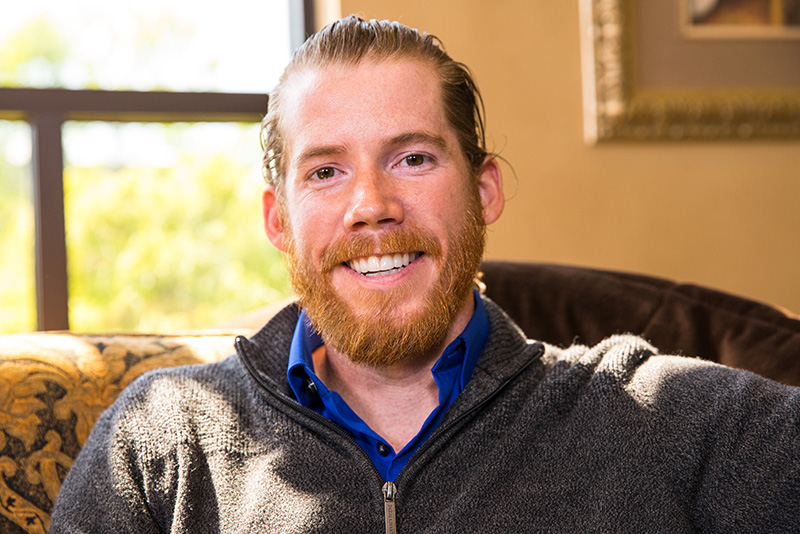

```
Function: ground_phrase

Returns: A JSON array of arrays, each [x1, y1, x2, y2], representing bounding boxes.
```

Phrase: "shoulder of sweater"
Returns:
[[93, 356, 255, 453], [543, 334, 800, 411], [120, 354, 245, 405], [635, 350, 800, 408], [539, 333, 659, 373], [532, 335, 800, 445]]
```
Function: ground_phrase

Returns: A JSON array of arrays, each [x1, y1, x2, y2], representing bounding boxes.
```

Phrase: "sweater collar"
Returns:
[[240, 295, 541, 410], [286, 289, 489, 408]]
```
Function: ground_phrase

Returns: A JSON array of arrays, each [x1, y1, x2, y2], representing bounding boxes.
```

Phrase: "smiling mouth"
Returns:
[[346, 252, 421, 277]]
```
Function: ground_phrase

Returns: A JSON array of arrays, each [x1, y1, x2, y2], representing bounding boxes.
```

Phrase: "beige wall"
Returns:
[[335, 0, 800, 313]]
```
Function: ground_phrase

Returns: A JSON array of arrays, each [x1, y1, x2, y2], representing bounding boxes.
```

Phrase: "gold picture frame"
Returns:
[[579, 0, 800, 143]]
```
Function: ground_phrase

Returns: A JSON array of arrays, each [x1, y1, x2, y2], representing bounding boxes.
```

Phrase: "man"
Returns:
[[51, 16, 799, 533]]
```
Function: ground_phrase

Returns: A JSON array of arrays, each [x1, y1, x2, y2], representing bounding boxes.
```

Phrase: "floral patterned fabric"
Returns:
[[0, 332, 240, 533]]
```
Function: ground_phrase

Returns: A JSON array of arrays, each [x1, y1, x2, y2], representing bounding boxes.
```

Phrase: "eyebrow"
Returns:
[[383, 131, 449, 153], [293, 144, 348, 169], [292, 131, 451, 169]]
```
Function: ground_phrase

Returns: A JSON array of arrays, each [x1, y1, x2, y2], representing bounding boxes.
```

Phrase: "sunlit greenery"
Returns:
[[1, 5, 293, 334], [0, 120, 293, 334], [0, 122, 36, 333], [64, 126, 291, 332]]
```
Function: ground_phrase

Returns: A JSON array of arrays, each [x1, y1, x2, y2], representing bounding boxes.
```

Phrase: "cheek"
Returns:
[[287, 201, 338, 257]]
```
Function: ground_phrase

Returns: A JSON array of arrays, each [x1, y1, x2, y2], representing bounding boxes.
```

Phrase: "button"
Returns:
[[305, 380, 318, 394], [376, 442, 391, 456]]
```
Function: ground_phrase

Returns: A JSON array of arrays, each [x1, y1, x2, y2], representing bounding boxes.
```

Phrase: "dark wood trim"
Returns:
[[0, 88, 268, 122], [30, 112, 69, 331], [304, 0, 317, 38]]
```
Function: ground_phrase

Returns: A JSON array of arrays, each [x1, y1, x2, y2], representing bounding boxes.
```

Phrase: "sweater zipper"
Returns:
[[383, 481, 398, 534], [394, 340, 546, 487], [235, 336, 390, 526], [380, 343, 540, 534], [236, 335, 544, 532]]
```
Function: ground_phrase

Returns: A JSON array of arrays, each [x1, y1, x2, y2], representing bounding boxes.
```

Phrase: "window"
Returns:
[[0, 0, 300, 92], [0, 0, 310, 332], [0, 121, 35, 333]]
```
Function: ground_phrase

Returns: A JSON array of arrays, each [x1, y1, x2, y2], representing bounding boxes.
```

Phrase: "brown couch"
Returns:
[[1, 261, 798, 533], [480, 262, 800, 387]]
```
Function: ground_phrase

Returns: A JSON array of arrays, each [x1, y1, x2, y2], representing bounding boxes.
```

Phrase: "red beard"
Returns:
[[282, 187, 486, 367]]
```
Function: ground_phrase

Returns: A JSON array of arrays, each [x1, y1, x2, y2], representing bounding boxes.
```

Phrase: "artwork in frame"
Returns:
[[578, 0, 800, 142], [681, 0, 800, 40]]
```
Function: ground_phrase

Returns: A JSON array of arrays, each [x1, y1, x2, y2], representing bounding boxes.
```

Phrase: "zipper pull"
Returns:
[[382, 481, 397, 534]]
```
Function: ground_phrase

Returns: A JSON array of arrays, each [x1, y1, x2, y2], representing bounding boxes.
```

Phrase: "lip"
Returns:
[[345, 251, 422, 278]]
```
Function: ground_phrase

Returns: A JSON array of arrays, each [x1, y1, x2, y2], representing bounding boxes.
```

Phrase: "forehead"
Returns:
[[279, 58, 452, 161]]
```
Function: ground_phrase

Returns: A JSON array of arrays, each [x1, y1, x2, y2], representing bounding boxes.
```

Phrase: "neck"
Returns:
[[314, 294, 475, 452]]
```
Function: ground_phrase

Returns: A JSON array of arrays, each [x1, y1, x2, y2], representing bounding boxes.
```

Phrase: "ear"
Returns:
[[262, 186, 287, 251], [475, 156, 504, 225]]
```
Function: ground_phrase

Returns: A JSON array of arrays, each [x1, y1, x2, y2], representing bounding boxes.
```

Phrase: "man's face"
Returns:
[[263, 57, 503, 367]]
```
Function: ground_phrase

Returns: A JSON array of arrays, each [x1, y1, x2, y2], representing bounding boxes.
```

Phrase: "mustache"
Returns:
[[319, 227, 443, 273]]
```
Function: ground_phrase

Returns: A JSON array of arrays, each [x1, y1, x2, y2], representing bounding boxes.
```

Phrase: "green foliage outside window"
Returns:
[[0, 121, 293, 335], [64, 127, 291, 333], [1, 7, 294, 333], [0, 123, 36, 334]]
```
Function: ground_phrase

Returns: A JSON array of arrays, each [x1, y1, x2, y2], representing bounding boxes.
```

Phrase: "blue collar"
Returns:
[[287, 289, 489, 481]]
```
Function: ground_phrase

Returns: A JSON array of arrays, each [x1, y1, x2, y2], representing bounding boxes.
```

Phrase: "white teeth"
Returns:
[[367, 256, 381, 272], [347, 252, 420, 276]]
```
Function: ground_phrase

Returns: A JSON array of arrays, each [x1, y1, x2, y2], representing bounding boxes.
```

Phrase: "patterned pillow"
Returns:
[[0, 332, 242, 534]]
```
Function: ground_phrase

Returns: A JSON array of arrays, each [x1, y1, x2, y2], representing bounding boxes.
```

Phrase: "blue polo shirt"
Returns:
[[287, 290, 489, 481]]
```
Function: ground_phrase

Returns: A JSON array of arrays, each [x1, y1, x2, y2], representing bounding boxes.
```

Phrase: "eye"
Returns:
[[399, 154, 428, 167], [312, 167, 340, 180]]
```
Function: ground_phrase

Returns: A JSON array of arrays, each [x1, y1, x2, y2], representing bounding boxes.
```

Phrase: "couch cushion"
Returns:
[[0, 331, 239, 533], [481, 261, 800, 386]]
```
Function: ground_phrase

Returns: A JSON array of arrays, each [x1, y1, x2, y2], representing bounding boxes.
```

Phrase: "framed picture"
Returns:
[[680, 0, 800, 40], [579, 0, 800, 142]]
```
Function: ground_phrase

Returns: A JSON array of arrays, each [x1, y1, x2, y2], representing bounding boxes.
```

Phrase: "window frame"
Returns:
[[0, 1, 313, 331]]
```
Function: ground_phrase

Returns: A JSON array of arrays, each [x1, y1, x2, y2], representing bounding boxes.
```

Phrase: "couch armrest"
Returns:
[[0, 331, 241, 533]]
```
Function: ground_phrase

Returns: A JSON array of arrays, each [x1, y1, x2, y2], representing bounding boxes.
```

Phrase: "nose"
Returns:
[[343, 170, 404, 230]]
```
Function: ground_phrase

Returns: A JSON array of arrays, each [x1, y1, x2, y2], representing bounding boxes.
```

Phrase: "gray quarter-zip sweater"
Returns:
[[50, 298, 800, 533]]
